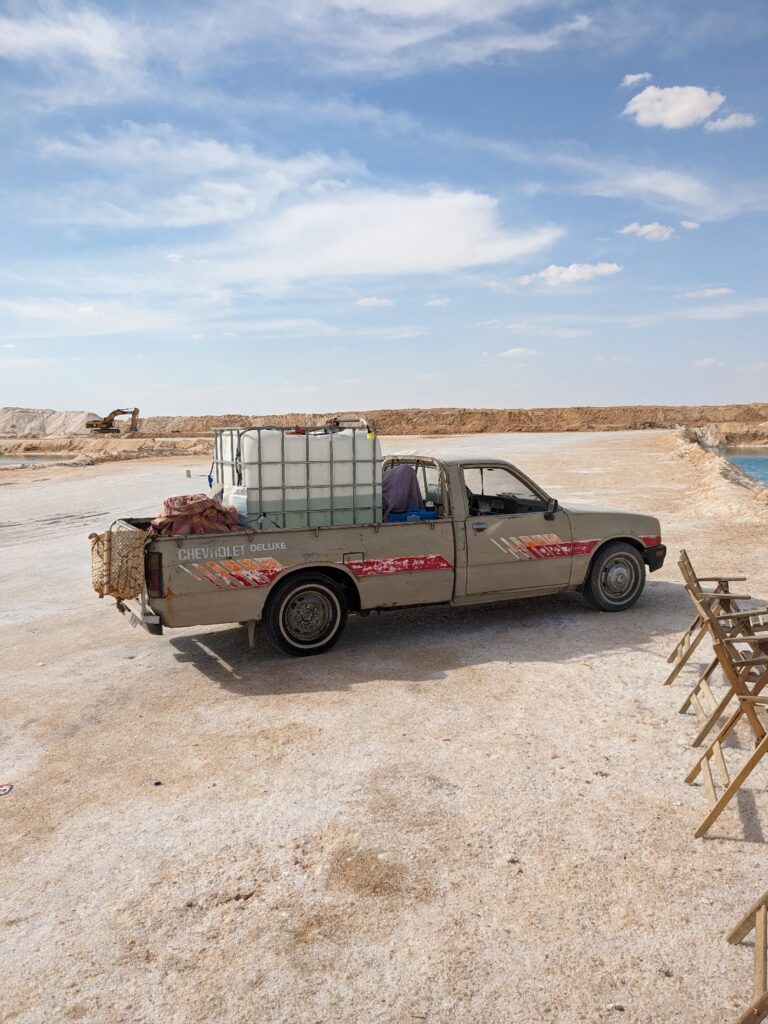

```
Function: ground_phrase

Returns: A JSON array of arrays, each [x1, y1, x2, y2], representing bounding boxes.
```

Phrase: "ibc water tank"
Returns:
[[213, 428, 239, 487], [223, 423, 382, 530]]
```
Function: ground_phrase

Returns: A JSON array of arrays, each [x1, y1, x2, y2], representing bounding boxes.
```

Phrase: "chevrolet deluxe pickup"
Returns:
[[112, 449, 666, 656]]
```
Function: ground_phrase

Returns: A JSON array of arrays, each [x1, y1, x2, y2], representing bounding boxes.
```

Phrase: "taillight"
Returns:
[[146, 551, 163, 597]]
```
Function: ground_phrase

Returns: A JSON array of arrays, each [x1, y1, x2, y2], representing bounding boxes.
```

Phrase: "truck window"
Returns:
[[382, 460, 445, 521], [463, 466, 547, 516]]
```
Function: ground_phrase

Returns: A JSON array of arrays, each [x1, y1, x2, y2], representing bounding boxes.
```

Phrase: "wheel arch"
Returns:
[[580, 535, 645, 585], [264, 563, 362, 613]]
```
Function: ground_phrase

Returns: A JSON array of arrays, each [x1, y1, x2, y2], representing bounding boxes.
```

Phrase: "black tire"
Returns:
[[263, 573, 348, 656], [582, 541, 646, 612]]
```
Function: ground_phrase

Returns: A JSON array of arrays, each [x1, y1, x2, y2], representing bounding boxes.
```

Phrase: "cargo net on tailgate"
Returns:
[[89, 523, 149, 600]]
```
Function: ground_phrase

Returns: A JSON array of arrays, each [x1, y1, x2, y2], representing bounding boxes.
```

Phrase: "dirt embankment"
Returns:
[[3, 404, 768, 441], [0, 435, 211, 466], [692, 421, 768, 448], [137, 403, 768, 436], [3, 405, 768, 469]]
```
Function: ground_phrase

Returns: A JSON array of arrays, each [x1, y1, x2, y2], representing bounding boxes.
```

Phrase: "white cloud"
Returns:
[[519, 262, 622, 287], [622, 85, 725, 129], [621, 72, 652, 88], [424, 297, 449, 307], [680, 220, 700, 230], [682, 287, 733, 299], [693, 357, 716, 367], [704, 113, 758, 133], [212, 189, 563, 286], [356, 296, 393, 307], [619, 221, 674, 241], [500, 347, 537, 358]]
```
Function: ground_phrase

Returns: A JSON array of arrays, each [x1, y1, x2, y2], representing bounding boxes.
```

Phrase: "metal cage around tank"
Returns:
[[212, 417, 383, 531]]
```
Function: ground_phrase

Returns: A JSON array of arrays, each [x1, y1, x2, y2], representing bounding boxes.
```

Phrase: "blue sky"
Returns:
[[0, 0, 766, 415]]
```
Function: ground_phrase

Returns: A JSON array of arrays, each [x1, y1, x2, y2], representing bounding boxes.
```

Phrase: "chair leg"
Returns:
[[679, 655, 719, 714], [664, 622, 708, 686], [692, 688, 736, 747], [735, 990, 768, 1024], [668, 615, 701, 663], [694, 734, 768, 838]]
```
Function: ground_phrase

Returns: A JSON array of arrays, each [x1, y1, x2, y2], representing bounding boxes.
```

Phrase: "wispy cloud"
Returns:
[[0, 7, 139, 67], [621, 72, 652, 88], [619, 221, 674, 241], [35, 123, 355, 229], [504, 322, 592, 338], [704, 112, 758, 132], [231, 5, 593, 77], [355, 296, 393, 307], [682, 287, 733, 298], [500, 346, 537, 358]]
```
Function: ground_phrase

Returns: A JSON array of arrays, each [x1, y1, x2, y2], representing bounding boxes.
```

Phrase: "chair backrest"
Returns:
[[686, 583, 730, 641], [678, 548, 695, 582], [713, 638, 768, 739]]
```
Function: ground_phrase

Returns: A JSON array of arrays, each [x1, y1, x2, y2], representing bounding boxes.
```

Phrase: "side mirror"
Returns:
[[544, 497, 558, 520]]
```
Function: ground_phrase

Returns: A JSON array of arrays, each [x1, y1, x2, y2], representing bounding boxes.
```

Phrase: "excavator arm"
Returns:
[[86, 408, 140, 434]]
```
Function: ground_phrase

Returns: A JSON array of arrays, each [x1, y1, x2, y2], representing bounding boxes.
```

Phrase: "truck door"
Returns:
[[462, 464, 573, 595]]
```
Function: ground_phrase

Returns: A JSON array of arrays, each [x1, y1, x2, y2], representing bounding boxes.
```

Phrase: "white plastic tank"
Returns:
[[216, 422, 382, 530]]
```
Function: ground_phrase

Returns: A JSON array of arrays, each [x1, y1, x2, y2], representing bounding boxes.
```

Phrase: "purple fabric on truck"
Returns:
[[382, 465, 424, 516]]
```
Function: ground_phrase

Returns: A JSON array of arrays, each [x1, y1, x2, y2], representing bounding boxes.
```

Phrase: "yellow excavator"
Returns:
[[86, 408, 140, 434]]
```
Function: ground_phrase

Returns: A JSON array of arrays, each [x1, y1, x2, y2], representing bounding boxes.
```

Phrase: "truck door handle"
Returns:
[[472, 522, 488, 531]]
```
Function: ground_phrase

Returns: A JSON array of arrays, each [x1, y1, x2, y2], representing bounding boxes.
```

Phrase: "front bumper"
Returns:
[[643, 544, 667, 572]]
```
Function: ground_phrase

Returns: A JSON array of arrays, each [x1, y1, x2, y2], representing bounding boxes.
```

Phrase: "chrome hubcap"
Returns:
[[600, 555, 638, 600]]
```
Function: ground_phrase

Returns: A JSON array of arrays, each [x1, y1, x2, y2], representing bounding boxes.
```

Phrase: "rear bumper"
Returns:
[[643, 544, 667, 572], [116, 597, 163, 635]]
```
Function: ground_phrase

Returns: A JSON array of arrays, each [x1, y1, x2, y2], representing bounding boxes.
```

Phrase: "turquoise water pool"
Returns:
[[725, 449, 768, 486]]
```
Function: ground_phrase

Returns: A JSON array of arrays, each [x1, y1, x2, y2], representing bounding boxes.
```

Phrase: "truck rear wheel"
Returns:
[[263, 573, 348, 656], [582, 541, 645, 612]]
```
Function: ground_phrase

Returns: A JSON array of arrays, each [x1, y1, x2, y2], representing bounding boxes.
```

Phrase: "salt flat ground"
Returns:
[[2, 430, 768, 1024]]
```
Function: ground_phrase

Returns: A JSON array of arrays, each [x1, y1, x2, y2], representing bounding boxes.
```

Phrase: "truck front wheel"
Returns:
[[582, 541, 645, 612], [263, 573, 348, 656]]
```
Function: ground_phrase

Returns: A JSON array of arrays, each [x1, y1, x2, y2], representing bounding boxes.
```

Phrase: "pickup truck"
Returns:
[[113, 453, 666, 656]]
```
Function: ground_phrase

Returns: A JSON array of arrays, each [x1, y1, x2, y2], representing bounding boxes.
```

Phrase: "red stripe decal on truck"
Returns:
[[491, 534, 599, 560], [180, 558, 285, 588], [345, 555, 453, 577]]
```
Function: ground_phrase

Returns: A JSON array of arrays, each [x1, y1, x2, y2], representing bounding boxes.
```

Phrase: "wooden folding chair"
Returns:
[[727, 889, 768, 1024], [686, 636, 768, 837], [665, 549, 749, 687], [680, 587, 768, 748]]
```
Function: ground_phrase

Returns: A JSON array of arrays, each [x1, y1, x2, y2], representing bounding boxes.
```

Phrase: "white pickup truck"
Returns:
[[111, 447, 666, 656]]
